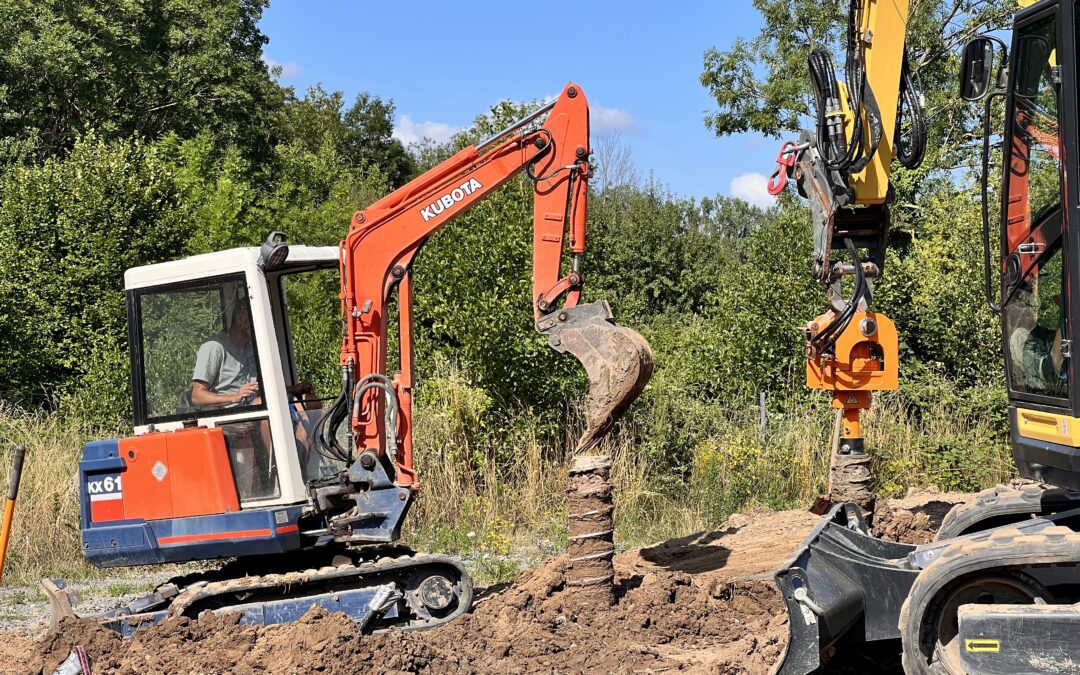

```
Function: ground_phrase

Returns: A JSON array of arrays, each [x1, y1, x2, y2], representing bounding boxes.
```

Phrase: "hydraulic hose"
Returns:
[[897, 51, 928, 170], [810, 239, 867, 354], [809, 0, 885, 178]]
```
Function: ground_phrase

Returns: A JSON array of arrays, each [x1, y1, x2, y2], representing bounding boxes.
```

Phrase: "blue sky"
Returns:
[[259, 2, 776, 208]]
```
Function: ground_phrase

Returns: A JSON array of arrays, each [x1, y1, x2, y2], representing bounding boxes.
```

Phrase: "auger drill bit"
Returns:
[[537, 301, 654, 452]]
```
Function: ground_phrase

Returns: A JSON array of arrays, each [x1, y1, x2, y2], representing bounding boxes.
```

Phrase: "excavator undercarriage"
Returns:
[[45, 546, 472, 637], [777, 490, 1080, 675]]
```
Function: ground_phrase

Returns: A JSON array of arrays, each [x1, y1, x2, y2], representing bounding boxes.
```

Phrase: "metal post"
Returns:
[[759, 392, 768, 439]]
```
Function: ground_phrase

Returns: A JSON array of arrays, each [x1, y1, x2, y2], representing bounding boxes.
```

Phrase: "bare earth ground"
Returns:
[[0, 490, 970, 675]]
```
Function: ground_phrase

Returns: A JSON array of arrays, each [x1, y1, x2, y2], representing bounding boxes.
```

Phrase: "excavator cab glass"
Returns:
[[996, 1, 1080, 490], [1001, 9, 1068, 404], [132, 275, 280, 502], [126, 245, 346, 508]]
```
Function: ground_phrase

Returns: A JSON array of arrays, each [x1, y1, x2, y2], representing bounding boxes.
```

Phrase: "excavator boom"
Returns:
[[331, 83, 652, 480]]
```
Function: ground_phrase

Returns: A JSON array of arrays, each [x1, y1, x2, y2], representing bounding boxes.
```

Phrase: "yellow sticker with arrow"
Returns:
[[965, 639, 1001, 653]]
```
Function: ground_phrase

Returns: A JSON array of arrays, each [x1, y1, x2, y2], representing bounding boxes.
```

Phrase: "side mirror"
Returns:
[[960, 37, 996, 100]]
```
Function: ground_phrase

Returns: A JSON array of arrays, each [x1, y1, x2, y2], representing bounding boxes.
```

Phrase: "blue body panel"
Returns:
[[80, 438, 305, 567]]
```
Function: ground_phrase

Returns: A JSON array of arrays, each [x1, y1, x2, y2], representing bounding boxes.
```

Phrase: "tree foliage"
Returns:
[[0, 0, 283, 160]]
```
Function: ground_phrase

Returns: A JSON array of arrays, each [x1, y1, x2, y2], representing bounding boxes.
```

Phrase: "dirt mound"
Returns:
[[23, 607, 368, 675], [16, 509, 823, 675], [0, 636, 39, 675], [17, 496, 977, 674], [20, 562, 786, 675], [358, 556, 787, 674], [871, 488, 972, 545], [624, 508, 823, 581]]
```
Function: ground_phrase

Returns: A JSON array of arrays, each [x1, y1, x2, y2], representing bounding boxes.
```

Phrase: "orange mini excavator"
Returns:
[[44, 83, 653, 636]]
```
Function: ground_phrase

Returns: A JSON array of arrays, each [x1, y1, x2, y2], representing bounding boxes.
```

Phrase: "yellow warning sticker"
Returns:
[[965, 639, 1001, 653]]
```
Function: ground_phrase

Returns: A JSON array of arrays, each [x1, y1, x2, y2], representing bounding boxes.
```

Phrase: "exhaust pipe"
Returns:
[[537, 301, 653, 451]]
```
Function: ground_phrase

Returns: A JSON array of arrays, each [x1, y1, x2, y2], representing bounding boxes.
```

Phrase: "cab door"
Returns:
[[1004, 1, 1080, 487]]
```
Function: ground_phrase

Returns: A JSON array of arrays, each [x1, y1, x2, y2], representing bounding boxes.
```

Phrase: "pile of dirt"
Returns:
[[871, 488, 972, 545], [14, 508, 824, 675], [22, 606, 368, 675], [358, 557, 787, 674], [9, 494, 981, 674]]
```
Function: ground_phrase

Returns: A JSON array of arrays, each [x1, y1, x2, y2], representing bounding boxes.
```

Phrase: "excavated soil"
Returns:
[[5, 492, 963, 674], [871, 488, 972, 545]]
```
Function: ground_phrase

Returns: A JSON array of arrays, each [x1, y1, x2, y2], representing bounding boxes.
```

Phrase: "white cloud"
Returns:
[[392, 115, 461, 146], [728, 172, 776, 209], [263, 57, 302, 80], [591, 104, 639, 133]]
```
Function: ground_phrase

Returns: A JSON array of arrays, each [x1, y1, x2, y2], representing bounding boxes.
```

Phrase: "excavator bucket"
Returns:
[[536, 300, 654, 451], [772, 503, 919, 674]]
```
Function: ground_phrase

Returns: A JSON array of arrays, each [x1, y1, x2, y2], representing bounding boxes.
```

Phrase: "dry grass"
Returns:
[[0, 404, 96, 584]]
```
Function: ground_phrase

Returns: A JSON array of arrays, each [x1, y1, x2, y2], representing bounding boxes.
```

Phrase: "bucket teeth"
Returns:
[[537, 301, 654, 451]]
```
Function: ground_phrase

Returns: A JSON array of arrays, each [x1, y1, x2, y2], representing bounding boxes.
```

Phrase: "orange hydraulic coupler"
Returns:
[[806, 310, 898, 399], [807, 310, 897, 508]]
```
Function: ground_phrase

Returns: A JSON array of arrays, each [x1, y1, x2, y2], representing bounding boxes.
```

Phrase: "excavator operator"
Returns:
[[190, 298, 260, 409]]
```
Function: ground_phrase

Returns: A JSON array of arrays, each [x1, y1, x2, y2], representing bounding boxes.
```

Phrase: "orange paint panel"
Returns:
[[165, 427, 240, 518], [119, 428, 239, 522], [119, 434, 173, 521]]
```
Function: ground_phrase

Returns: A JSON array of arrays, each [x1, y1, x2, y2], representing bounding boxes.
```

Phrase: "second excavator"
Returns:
[[769, 0, 1080, 673]]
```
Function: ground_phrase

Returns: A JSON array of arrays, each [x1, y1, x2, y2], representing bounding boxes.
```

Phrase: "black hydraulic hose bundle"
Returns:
[[809, 238, 868, 354], [896, 51, 927, 169], [313, 367, 354, 463], [809, 48, 850, 169], [810, 0, 931, 179]]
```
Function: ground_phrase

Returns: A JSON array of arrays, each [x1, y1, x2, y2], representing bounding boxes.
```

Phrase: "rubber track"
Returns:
[[937, 484, 1080, 540], [899, 525, 1080, 675], [119, 549, 474, 633]]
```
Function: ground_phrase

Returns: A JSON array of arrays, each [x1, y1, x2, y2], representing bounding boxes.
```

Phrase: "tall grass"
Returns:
[[405, 362, 1015, 582], [0, 363, 1015, 586], [0, 404, 96, 584]]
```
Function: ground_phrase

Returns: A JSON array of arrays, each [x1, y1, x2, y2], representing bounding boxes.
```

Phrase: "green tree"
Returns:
[[0, 0, 283, 160], [0, 134, 190, 404], [282, 86, 414, 187]]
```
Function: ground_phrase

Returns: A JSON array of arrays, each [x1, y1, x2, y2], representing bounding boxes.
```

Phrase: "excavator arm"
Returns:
[[769, 0, 924, 509], [767, 2, 927, 673], [321, 83, 653, 490], [773, 3, 1080, 674]]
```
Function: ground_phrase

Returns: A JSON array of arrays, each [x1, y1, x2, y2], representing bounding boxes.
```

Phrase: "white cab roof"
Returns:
[[124, 245, 340, 290]]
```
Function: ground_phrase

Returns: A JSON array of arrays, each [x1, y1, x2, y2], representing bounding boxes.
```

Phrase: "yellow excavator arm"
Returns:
[[767, 0, 924, 509], [847, 0, 911, 203]]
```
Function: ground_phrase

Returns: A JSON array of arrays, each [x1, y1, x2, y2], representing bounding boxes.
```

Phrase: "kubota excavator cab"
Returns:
[[80, 242, 347, 567]]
